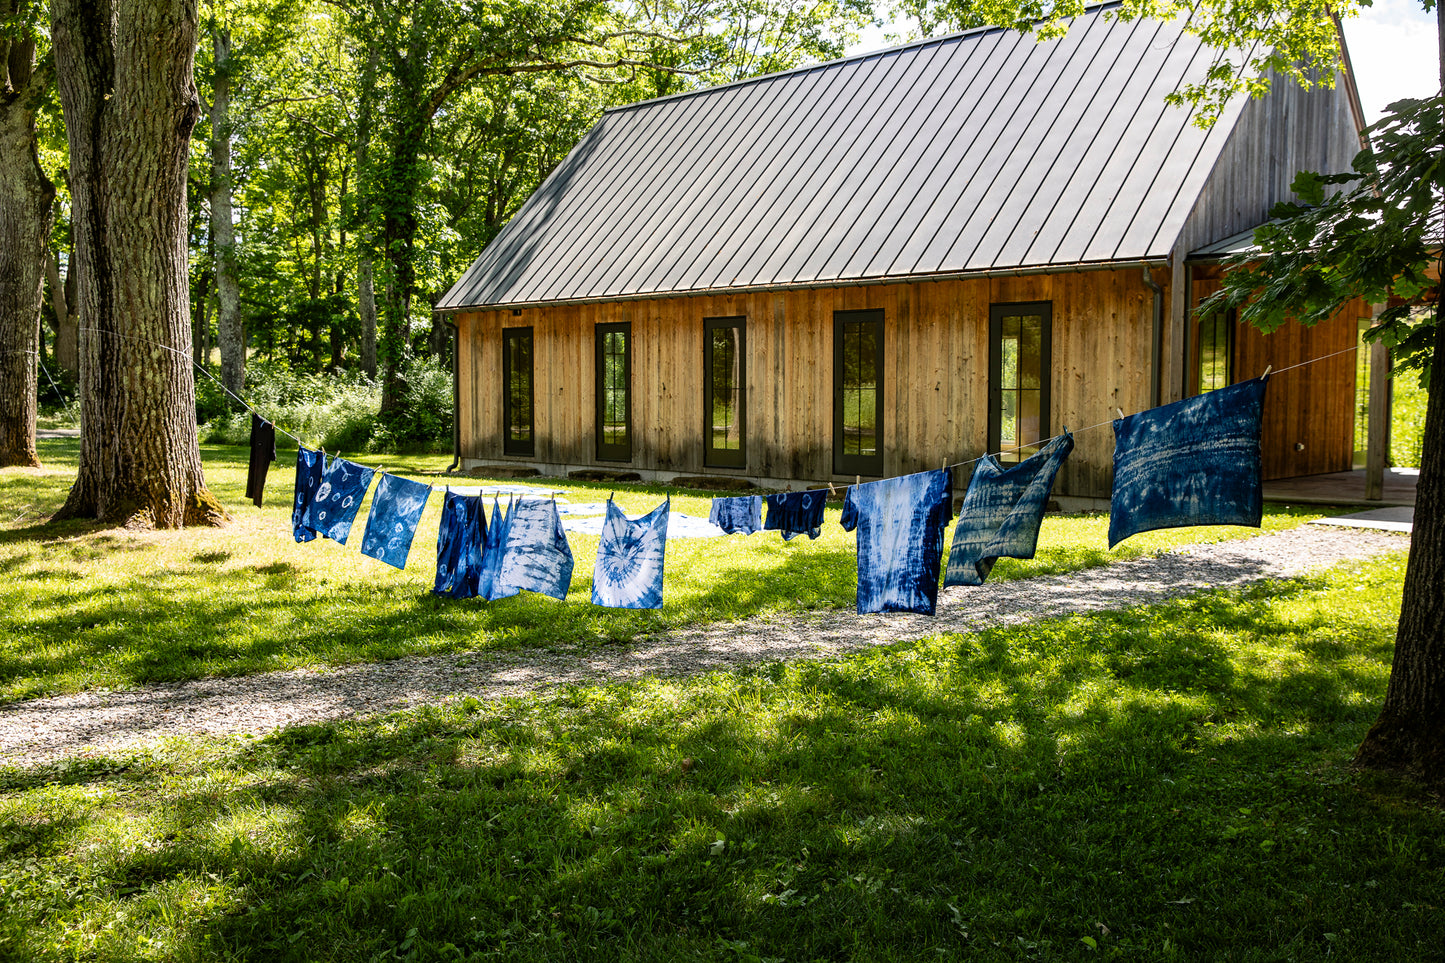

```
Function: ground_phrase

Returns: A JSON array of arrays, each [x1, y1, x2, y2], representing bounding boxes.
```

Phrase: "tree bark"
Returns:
[[210, 26, 244, 400], [355, 45, 380, 379], [0, 26, 55, 468], [46, 252, 78, 375], [50, 0, 226, 528]]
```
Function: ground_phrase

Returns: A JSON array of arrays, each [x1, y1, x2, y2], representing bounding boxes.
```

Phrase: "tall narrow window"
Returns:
[[595, 322, 631, 461], [502, 326, 534, 456], [834, 309, 884, 476], [704, 316, 746, 467], [1196, 308, 1233, 393], [988, 302, 1051, 464]]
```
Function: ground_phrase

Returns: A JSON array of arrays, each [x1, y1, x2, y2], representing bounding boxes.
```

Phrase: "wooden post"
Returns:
[[1365, 305, 1391, 502]]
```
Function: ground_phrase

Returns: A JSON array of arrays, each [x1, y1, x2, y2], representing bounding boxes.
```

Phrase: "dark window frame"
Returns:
[[987, 302, 1052, 463], [833, 309, 885, 477], [594, 321, 632, 462], [502, 326, 534, 457], [703, 316, 747, 468]]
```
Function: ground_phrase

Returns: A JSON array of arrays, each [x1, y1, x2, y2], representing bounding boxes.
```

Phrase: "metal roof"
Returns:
[[439, 3, 1250, 311]]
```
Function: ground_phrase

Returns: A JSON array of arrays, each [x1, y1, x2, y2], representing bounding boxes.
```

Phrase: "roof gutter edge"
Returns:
[[434, 259, 1170, 314]]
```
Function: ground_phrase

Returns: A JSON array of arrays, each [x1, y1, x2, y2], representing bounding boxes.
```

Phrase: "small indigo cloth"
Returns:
[[291, 447, 324, 543], [493, 497, 574, 601], [245, 414, 277, 507], [764, 489, 829, 541], [477, 497, 511, 601], [592, 498, 670, 609], [945, 432, 1074, 586], [360, 473, 432, 570], [709, 495, 763, 535], [1109, 376, 1270, 547], [434, 490, 484, 599], [308, 457, 376, 544], [840, 469, 952, 615]]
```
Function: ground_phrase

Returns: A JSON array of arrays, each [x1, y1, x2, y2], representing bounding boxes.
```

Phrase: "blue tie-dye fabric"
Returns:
[[764, 489, 828, 541], [945, 432, 1074, 586], [1109, 376, 1269, 548], [291, 447, 324, 543], [492, 497, 574, 601], [592, 498, 670, 609], [434, 490, 484, 599], [308, 457, 376, 544], [476, 497, 511, 601], [709, 495, 763, 535], [359, 474, 432, 569], [840, 469, 952, 615]]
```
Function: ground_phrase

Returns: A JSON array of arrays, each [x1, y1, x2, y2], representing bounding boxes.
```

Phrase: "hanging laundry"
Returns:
[[476, 496, 511, 601], [709, 494, 763, 535], [1109, 376, 1270, 547], [434, 490, 485, 599], [563, 510, 723, 539], [360, 473, 432, 570], [291, 447, 325, 543], [764, 489, 829, 540], [492, 496, 574, 601], [840, 469, 952, 615], [592, 498, 670, 609], [307, 457, 376, 545], [945, 432, 1074, 586], [245, 414, 277, 508]]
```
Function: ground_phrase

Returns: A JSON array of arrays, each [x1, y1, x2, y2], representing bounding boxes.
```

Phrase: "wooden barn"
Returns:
[[436, 2, 1371, 504]]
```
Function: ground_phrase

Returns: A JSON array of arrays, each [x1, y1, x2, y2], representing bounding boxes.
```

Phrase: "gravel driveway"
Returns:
[[0, 525, 1409, 768]]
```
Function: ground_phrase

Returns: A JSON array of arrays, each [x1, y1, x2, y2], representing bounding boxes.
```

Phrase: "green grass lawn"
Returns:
[[1, 553, 1437, 961], [0, 439, 1331, 702]]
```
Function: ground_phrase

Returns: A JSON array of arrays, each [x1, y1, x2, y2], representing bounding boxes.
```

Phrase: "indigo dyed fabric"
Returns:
[[710, 495, 763, 535], [945, 432, 1074, 586], [291, 447, 324, 543], [592, 498, 669, 609], [246, 414, 277, 508], [764, 489, 828, 541], [308, 457, 376, 544], [434, 490, 484, 599], [1109, 376, 1269, 547], [840, 469, 952, 615], [360, 474, 432, 570], [476, 497, 511, 601], [493, 497, 574, 601]]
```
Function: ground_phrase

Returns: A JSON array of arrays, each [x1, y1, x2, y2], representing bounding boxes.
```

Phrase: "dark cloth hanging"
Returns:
[[1109, 376, 1269, 547], [840, 469, 952, 615], [477, 496, 511, 601], [245, 414, 278, 507], [308, 457, 376, 544], [291, 447, 324, 543], [709, 494, 763, 535], [592, 498, 670, 609], [944, 432, 1074, 586], [434, 490, 485, 599], [763, 489, 829, 541], [360, 473, 433, 570], [492, 496, 574, 601]]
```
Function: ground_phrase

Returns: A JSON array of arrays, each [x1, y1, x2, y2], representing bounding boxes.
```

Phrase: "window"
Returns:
[[833, 309, 884, 476], [988, 302, 1051, 464], [704, 317, 746, 467], [595, 322, 631, 461], [502, 326, 534, 456], [1196, 307, 1234, 393]]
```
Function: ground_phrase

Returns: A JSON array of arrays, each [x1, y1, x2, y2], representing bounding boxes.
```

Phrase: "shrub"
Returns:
[[1391, 372, 1427, 468]]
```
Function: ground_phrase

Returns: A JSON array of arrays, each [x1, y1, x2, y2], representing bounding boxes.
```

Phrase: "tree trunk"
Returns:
[[0, 28, 55, 469], [51, 0, 227, 528], [359, 256, 378, 377], [210, 26, 244, 401], [354, 45, 380, 379], [46, 252, 78, 375]]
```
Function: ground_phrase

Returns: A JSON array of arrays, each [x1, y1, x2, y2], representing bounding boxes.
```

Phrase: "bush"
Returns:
[[372, 357, 454, 453], [1391, 372, 1427, 468]]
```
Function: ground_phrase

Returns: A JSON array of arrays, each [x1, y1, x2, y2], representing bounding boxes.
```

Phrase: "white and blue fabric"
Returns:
[[764, 489, 828, 540], [709, 495, 763, 535], [292, 447, 324, 543], [360, 473, 432, 569], [1109, 377, 1269, 547], [307, 457, 376, 544], [493, 496, 574, 601], [840, 469, 953, 615], [592, 498, 670, 609], [434, 490, 484, 599], [476, 496, 511, 601], [944, 432, 1074, 586]]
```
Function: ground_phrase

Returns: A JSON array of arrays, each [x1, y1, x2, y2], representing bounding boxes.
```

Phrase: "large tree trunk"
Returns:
[[0, 26, 55, 469], [51, 0, 226, 528], [355, 46, 380, 379], [209, 27, 244, 400]]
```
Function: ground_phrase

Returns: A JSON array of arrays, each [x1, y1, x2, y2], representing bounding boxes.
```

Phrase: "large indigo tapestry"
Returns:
[[592, 499, 670, 609], [1109, 376, 1269, 547], [763, 489, 828, 540], [945, 432, 1074, 586], [493, 497, 574, 601], [434, 490, 484, 599], [291, 447, 324, 543], [308, 457, 376, 544], [709, 495, 763, 535], [840, 469, 952, 615], [360, 474, 432, 569]]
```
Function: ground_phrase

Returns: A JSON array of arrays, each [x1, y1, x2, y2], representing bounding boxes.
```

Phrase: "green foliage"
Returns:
[[1392, 371, 1429, 468], [371, 357, 455, 452]]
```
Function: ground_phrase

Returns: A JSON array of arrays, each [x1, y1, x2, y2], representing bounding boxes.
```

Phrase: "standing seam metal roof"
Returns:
[[439, 2, 1251, 310]]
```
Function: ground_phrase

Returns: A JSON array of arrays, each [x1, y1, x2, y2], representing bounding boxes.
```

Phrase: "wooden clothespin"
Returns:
[[1116, 408, 1125, 420], [828, 481, 837, 497], [855, 475, 861, 487], [1262, 365, 1273, 378]]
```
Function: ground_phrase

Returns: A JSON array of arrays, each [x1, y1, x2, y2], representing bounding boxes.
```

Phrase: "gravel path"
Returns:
[[0, 525, 1408, 768]]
